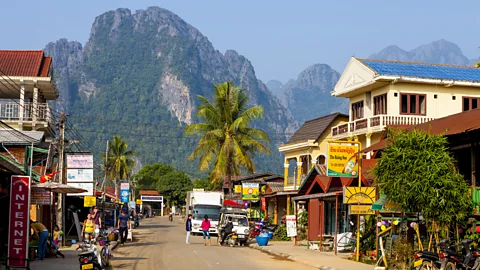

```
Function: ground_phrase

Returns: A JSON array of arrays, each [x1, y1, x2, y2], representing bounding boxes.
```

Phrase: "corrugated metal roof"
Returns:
[[0, 50, 52, 77], [0, 130, 44, 144], [267, 182, 284, 193], [360, 58, 480, 82], [286, 113, 348, 144]]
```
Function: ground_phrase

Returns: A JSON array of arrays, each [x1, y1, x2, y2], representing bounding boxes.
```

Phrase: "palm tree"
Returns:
[[185, 82, 270, 188], [106, 136, 136, 200]]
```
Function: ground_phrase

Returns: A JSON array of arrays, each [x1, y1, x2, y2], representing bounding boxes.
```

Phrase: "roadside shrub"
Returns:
[[273, 224, 291, 241]]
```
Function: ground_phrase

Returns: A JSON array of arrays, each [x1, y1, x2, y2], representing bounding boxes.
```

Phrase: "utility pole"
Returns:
[[57, 113, 65, 245], [101, 140, 109, 224]]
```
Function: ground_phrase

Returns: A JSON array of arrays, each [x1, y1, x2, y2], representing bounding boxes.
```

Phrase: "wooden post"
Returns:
[[287, 195, 291, 215], [335, 194, 338, 255], [274, 197, 278, 225]]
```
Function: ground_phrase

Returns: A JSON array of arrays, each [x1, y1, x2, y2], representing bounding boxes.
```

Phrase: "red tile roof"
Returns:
[[0, 50, 52, 77], [139, 190, 160, 196]]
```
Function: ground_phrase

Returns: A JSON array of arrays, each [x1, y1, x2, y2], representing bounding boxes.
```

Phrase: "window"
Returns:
[[400, 93, 426, 115], [463, 97, 480, 111], [373, 94, 387, 115], [351, 101, 364, 120], [316, 155, 326, 165]]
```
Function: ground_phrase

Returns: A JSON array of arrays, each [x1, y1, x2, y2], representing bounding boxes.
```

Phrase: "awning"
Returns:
[[292, 191, 342, 201], [371, 194, 388, 210]]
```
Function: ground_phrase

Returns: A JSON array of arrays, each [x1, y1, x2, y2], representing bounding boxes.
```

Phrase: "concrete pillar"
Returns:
[[33, 86, 38, 129], [297, 162, 303, 186], [19, 80, 25, 128], [284, 163, 289, 187], [286, 195, 291, 215], [366, 133, 372, 159]]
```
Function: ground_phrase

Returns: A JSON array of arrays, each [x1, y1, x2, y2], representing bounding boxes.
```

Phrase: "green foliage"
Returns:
[[273, 224, 291, 241], [185, 82, 271, 185], [133, 164, 175, 190], [107, 136, 135, 180], [298, 211, 308, 228], [157, 170, 193, 207], [374, 128, 472, 226], [390, 237, 414, 270], [192, 175, 222, 191]]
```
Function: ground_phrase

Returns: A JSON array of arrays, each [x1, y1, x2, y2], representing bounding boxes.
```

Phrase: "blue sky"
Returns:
[[2, 0, 479, 82]]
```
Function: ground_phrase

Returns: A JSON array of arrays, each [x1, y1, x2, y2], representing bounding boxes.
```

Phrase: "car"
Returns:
[[218, 208, 250, 246]]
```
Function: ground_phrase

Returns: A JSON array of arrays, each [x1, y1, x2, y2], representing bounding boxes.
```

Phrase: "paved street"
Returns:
[[110, 216, 315, 270]]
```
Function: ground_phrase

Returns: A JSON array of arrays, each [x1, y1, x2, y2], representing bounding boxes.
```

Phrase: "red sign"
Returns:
[[8, 176, 30, 268], [261, 197, 266, 211]]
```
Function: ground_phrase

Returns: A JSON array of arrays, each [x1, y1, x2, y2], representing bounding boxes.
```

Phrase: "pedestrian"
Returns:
[[81, 213, 95, 240], [219, 216, 234, 246], [185, 214, 192, 244], [117, 211, 130, 245], [91, 206, 102, 238], [30, 220, 48, 260], [201, 215, 211, 246], [53, 225, 60, 246]]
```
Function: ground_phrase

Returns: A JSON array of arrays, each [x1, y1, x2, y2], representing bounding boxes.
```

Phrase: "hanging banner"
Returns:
[[66, 169, 93, 182], [327, 143, 359, 177], [84, 196, 97, 207], [242, 182, 259, 200], [286, 215, 297, 237], [66, 155, 93, 168], [120, 189, 130, 203], [234, 185, 242, 193], [31, 189, 51, 205], [8, 176, 30, 268]]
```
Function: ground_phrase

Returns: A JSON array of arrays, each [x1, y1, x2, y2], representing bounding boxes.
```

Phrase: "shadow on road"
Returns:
[[111, 256, 147, 261], [121, 241, 165, 247], [139, 224, 175, 229]]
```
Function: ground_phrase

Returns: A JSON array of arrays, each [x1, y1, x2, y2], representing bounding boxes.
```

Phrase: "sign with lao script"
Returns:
[[327, 143, 359, 177], [8, 176, 30, 268], [84, 196, 97, 207], [66, 169, 93, 182], [66, 155, 93, 169], [242, 182, 259, 200], [343, 187, 376, 204], [350, 205, 375, 215]]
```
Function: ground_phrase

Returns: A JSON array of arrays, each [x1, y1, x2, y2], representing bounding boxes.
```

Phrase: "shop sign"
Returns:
[[120, 189, 130, 203], [242, 182, 259, 200], [128, 201, 136, 209], [136, 199, 143, 205], [234, 185, 242, 193], [286, 215, 297, 237], [261, 197, 266, 211], [66, 169, 93, 182], [193, 188, 204, 192], [84, 196, 97, 207], [350, 205, 375, 215], [343, 187, 376, 204], [31, 189, 50, 205], [327, 144, 359, 177], [140, 195, 163, 202], [66, 155, 93, 169], [120, 182, 130, 190], [8, 176, 30, 268], [67, 182, 94, 196]]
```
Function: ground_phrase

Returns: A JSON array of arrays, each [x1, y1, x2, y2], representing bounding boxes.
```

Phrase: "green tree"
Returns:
[[107, 136, 136, 190], [374, 128, 472, 228], [133, 164, 175, 190], [185, 82, 270, 188], [157, 170, 193, 207]]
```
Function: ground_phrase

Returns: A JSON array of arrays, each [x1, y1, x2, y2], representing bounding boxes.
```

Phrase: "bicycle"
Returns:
[[100, 239, 112, 267]]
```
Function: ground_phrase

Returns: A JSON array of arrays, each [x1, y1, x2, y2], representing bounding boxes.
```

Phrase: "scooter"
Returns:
[[78, 230, 106, 270], [439, 238, 480, 270], [133, 216, 140, 228], [224, 232, 238, 247]]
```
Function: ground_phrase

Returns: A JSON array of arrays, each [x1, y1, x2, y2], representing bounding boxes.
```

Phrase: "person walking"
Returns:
[[81, 213, 95, 240], [30, 220, 48, 260], [219, 216, 234, 246], [185, 214, 192, 244], [91, 206, 102, 238], [201, 215, 211, 246], [117, 211, 130, 245]]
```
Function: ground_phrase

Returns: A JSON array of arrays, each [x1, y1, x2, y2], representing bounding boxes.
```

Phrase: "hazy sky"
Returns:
[[2, 1, 479, 82]]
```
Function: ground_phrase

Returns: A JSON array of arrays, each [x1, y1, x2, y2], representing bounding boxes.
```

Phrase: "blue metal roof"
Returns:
[[360, 59, 480, 82]]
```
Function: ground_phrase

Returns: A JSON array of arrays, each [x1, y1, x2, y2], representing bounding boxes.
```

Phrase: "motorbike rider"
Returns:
[[219, 216, 234, 246]]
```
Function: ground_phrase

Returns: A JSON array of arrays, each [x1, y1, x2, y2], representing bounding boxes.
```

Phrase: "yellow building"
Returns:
[[330, 57, 480, 156], [279, 113, 348, 191]]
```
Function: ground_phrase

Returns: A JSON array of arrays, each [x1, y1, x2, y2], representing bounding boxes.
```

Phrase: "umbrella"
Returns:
[[32, 181, 88, 194]]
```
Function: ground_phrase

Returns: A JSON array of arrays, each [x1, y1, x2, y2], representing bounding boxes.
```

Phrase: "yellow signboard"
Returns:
[[234, 185, 242, 193], [242, 182, 259, 200], [327, 144, 360, 177], [84, 196, 97, 207], [343, 187, 376, 204], [136, 199, 142, 205], [350, 205, 375, 215]]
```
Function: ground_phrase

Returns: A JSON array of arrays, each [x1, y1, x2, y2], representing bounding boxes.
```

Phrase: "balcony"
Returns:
[[0, 102, 54, 135], [331, 114, 436, 139]]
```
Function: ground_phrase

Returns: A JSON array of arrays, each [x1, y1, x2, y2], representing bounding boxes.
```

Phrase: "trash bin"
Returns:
[[267, 232, 273, 239], [256, 236, 269, 246]]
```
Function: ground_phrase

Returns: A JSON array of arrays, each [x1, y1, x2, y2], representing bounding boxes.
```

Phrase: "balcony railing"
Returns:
[[331, 115, 436, 138], [0, 102, 53, 125]]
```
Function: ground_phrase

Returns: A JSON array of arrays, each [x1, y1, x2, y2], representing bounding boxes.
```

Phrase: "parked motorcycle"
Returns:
[[78, 232, 106, 270], [224, 232, 238, 247], [413, 238, 453, 270], [439, 238, 480, 270]]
